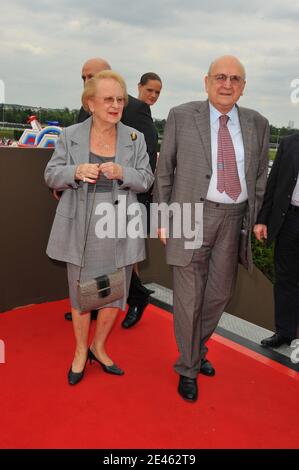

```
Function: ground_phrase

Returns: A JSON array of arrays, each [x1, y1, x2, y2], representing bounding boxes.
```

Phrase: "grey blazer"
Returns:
[[153, 100, 270, 270], [45, 117, 154, 267]]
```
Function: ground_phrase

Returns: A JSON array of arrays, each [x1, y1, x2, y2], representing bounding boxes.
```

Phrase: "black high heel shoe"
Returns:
[[88, 348, 124, 376], [68, 358, 88, 385]]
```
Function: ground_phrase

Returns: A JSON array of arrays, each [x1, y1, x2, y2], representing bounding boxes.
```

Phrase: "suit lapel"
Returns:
[[238, 106, 253, 176], [67, 118, 134, 199], [113, 121, 135, 198], [69, 118, 133, 165], [69, 116, 92, 164], [193, 102, 254, 175], [115, 121, 134, 165], [194, 100, 212, 170]]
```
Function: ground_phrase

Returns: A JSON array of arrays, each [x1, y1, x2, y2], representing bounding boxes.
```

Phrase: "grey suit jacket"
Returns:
[[153, 100, 269, 270], [45, 117, 154, 267]]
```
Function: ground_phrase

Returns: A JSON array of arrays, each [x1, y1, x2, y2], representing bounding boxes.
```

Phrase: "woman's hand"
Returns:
[[99, 162, 123, 181], [75, 163, 100, 184]]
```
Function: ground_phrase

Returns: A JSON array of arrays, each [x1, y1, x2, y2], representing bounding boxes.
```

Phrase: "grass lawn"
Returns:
[[269, 148, 277, 161], [0, 129, 14, 139]]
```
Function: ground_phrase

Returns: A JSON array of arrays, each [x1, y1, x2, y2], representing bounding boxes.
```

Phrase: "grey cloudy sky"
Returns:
[[1, 0, 299, 127]]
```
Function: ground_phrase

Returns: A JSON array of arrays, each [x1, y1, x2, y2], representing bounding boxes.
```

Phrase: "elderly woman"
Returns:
[[45, 70, 154, 385]]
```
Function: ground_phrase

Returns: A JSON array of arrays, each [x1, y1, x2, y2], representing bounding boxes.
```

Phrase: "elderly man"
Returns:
[[153, 55, 269, 402]]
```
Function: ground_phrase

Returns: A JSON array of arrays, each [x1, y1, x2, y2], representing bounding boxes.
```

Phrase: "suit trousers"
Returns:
[[274, 207, 299, 340], [127, 269, 150, 306], [173, 199, 247, 378]]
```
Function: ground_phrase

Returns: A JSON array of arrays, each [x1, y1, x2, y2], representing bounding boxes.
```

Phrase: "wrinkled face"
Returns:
[[88, 78, 125, 124], [138, 79, 162, 106], [204, 57, 246, 113]]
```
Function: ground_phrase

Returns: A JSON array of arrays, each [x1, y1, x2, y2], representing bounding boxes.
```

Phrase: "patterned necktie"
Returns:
[[217, 114, 241, 201]]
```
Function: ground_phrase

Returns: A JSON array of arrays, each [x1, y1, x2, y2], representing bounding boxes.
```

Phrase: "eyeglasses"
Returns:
[[209, 74, 245, 85], [100, 96, 126, 106]]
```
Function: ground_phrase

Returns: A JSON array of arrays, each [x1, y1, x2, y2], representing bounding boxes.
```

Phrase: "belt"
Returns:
[[289, 204, 299, 212]]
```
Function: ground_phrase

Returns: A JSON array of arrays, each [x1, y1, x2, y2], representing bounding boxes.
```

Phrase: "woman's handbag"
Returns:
[[77, 269, 124, 314], [77, 184, 124, 314]]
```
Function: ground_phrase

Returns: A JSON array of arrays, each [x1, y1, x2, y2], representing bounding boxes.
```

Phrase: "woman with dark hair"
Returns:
[[138, 72, 162, 107]]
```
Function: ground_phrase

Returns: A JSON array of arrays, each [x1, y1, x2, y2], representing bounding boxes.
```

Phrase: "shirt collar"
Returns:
[[209, 102, 238, 126]]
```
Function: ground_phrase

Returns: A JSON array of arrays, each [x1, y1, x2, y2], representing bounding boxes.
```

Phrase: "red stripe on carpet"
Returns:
[[0, 300, 298, 449]]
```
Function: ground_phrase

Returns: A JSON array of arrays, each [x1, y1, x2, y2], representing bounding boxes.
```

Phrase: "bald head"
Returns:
[[208, 55, 246, 79], [81, 57, 111, 85]]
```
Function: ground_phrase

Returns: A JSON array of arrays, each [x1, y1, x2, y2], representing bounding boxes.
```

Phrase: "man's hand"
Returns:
[[53, 190, 62, 201], [253, 224, 267, 242], [157, 228, 167, 246]]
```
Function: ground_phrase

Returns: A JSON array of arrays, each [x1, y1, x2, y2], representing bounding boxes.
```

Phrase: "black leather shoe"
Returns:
[[200, 358, 215, 376], [144, 287, 155, 296], [178, 375, 198, 402], [68, 358, 87, 385], [90, 310, 98, 321], [121, 301, 149, 329], [261, 333, 291, 348], [64, 310, 98, 322], [88, 348, 124, 376], [68, 368, 85, 385]]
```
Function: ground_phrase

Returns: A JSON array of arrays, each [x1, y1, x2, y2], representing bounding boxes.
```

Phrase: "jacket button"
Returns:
[[200, 197, 205, 202], [206, 175, 211, 179], [114, 200, 119, 205], [282, 212, 286, 216]]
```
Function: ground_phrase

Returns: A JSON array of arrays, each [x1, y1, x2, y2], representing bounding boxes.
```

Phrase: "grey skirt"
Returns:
[[67, 191, 133, 311]]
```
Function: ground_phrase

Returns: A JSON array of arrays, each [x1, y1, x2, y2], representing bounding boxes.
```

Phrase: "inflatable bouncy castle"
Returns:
[[18, 116, 62, 148]]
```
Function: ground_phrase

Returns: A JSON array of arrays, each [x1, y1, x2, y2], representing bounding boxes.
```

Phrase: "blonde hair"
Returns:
[[81, 70, 128, 112]]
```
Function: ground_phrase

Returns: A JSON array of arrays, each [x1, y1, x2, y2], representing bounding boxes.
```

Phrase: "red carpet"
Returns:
[[0, 300, 298, 449]]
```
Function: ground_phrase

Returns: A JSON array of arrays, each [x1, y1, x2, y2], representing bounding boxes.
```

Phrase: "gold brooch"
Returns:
[[131, 132, 137, 141]]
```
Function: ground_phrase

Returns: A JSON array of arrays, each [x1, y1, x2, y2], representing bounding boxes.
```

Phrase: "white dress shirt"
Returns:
[[206, 102, 248, 204], [291, 172, 299, 206]]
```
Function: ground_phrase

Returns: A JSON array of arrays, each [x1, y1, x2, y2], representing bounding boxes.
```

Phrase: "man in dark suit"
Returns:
[[120, 93, 157, 328], [254, 134, 299, 348], [64, 58, 158, 325], [121, 73, 162, 329], [154, 55, 269, 402]]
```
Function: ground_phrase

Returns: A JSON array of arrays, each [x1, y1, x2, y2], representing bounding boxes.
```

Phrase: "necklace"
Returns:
[[99, 142, 111, 150], [92, 126, 116, 152]]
